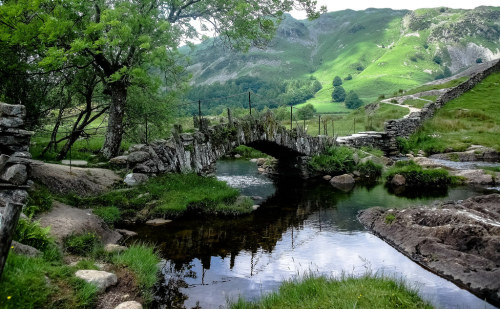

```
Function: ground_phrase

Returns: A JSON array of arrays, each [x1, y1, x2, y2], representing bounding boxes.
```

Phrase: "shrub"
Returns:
[[332, 75, 342, 87], [14, 219, 54, 252], [345, 90, 363, 109], [232, 145, 267, 159], [344, 74, 352, 81], [331, 86, 346, 102], [309, 146, 355, 175], [64, 233, 100, 256], [433, 55, 442, 65], [385, 160, 458, 187], [24, 186, 53, 217], [385, 213, 396, 224], [357, 161, 383, 179], [476, 58, 483, 63], [93, 206, 121, 226]]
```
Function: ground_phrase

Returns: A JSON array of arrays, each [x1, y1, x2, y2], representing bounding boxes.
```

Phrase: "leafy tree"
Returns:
[[332, 86, 346, 102], [433, 55, 442, 65], [296, 104, 316, 120], [345, 90, 363, 109], [0, 0, 323, 158], [344, 74, 352, 81], [332, 75, 342, 87]]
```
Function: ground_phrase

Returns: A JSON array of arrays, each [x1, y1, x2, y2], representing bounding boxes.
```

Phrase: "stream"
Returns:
[[126, 159, 498, 309]]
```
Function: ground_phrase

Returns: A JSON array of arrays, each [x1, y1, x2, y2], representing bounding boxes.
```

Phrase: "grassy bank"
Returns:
[[2, 217, 160, 308], [399, 72, 500, 153], [384, 160, 461, 187], [62, 173, 254, 222], [231, 274, 432, 309]]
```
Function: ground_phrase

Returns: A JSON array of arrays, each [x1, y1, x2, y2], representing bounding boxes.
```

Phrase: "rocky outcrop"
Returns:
[[329, 174, 355, 191], [429, 145, 500, 162], [31, 161, 121, 196], [37, 201, 121, 245], [114, 301, 143, 309], [358, 194, 500, 306]]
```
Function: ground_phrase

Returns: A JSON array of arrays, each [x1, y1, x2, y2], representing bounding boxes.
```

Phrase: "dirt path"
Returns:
[[358, 194, 500, 307]]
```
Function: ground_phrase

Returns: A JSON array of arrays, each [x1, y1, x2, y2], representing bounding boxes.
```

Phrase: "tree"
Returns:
[[332, 86, 346, 102], [345, 90, 363, 109], [0, 0, 324, 159], [433, 55, 442, 65], [332, 75, 342, 87], [344, 74, 352, 81], [297, 104, 316, 120]]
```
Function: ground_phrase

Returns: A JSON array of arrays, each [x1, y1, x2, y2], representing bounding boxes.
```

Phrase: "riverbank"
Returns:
[[358, 194, 500, 306]]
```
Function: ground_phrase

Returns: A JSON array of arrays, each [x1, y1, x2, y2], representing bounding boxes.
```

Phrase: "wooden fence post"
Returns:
[[0, 202, 24, 279]]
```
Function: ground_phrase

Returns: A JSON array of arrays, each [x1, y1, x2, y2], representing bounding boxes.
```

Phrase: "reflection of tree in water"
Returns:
[[152, 262, 199, 309]]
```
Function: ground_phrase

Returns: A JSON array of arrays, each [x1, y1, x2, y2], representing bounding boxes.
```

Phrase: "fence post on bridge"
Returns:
[[318, 115, 321, 136], [248, 92, 252, 116]]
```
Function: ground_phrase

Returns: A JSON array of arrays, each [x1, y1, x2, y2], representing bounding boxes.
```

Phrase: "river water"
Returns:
[[127, 159, 498, 309]]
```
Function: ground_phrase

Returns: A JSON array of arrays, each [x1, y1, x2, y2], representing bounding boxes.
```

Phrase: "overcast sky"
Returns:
[[290, 0, 500, 19]]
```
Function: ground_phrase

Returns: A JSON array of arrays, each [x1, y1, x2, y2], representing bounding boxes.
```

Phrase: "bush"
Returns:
[[296, 103, 316, 120], [332, 75, 342, 87], [345, 90, 364, 109], [64, 233, 100, 256], [357, 161, 383, 179], [232, 145, 267, 159], [344, 74, 352, 81], [309, 146, 355, 175], [385, 160, 458, 187], [433, 55, 442, 65], [24, 186, 53, 217], [476, 58, 483, 63], [331, 86, 346, 102], [93, 206, 121, 226], [14, 219, 54, 252]]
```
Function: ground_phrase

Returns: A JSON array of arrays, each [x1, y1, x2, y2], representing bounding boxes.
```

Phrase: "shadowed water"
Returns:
[[125, 160, 497, 309]]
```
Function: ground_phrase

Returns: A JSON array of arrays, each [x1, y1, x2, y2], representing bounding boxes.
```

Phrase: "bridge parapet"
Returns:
[[112, 112, 336, 175]]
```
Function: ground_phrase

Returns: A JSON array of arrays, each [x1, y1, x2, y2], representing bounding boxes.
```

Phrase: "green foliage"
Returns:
[[113, 244, 160, 303], [434, 66, 452, 80], [93, 206, 121, 226], [476, 58, 483, 63], [433, 55, 442, 64], [332, 86, 346, 102], [232, 145, 268, 159], [24, 186, 53, 217], [385, 213, 396, 224], [345, 90, 364, 109], [309, 147, 356, 175], [385, 160, 458, 187], [64, 233, 100, 256], [344, 74, 353, 81], [64, 173, 252, 219], [357, 161, 383, 179], [231, 274, 432, 309], [296, 104, 317, 120], [14, 218, 54, 252], [332, 75, 343, 86]]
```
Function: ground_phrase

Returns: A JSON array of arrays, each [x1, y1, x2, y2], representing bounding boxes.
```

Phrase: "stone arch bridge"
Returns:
[[114, 112, 393, 177]]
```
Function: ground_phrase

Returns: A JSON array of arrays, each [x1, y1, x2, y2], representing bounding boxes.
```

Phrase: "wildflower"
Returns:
[[7, 296, 12, 300], [10, 246, 14, 249]]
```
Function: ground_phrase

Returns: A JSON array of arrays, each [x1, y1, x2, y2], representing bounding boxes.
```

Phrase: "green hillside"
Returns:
[[182, 7, 500, 114]]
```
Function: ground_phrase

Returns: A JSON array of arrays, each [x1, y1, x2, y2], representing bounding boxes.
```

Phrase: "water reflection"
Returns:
[[128, 160, 495, 309]]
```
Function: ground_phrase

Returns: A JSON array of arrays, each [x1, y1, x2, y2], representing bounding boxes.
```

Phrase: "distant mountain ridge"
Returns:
[[181, 7, 500, 109]]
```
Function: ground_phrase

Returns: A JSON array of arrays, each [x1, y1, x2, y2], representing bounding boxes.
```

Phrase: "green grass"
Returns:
[[112, 244, 160, 304], [403, 76, 469, 95], [230, 274, 432, 309], [14, 218, 54, 252], [482, 166, 500, 173], [63, 233, 100, 256], [93, 206, 121, 226], [384, 160, 460, 187], [403, 72, 500, 153], [309, 146, 356, 175], [402, 98, 428, 108], [24, 185, 53, 218], [61, 173, 254, 220], [231, 145, 269, 159], [385, 213, 396, 224]]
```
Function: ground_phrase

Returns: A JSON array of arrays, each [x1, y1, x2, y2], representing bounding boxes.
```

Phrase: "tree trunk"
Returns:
[[101, 82, 127, 159]]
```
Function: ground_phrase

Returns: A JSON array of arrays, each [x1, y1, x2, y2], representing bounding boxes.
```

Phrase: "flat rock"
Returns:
[[358, 194, 500, 306], [322, 175, 332, 181], [75, 270, 117, 292], [61, 160, 88, 167], [109, 156, 128, 165], [145, 218, 172, 226], [0, 163, 28, 185], [124, 173, 149, 186], [115, 229, 138, 237], [104, 244, 128, 253], [451, 169, 497, 185], [127, 151, 150, 164], [37, 201, 121, 244], [31, 161, 121, 196], [11, 240, 41, 257], [114, 301, 143, 309]]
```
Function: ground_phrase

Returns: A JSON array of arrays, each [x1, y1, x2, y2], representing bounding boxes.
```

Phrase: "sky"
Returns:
[[290, 0, 500, 19]]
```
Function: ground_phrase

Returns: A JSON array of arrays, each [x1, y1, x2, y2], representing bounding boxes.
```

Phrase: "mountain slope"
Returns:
[[182, 7, 500, 113]]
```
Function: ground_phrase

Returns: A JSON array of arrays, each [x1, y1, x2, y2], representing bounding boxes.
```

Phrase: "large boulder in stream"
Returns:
[[358, 194, 500, 306]]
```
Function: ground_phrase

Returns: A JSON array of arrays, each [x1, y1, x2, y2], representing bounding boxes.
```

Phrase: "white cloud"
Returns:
[[291, 0, 500, 19]]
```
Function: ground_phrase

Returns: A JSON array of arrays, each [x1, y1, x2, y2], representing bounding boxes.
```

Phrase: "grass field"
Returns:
[[402, 72, 500, 153]]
